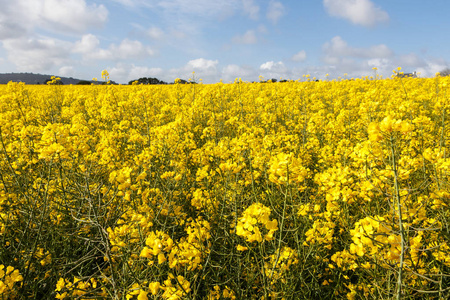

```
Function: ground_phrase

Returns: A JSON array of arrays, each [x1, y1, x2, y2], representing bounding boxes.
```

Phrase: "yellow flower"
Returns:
[[158, 252, 167, 264], [55, 292, 68, 299], [55, 278, 65, 291], [149, 282, 160, 295], [234, 203, 278, 243], [101, 69, 109, 80], [137, 290, 149, 300], [236, 244, 248, 251]]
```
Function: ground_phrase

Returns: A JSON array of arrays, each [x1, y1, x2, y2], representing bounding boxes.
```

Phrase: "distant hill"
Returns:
[[0, 73, 93, 85]]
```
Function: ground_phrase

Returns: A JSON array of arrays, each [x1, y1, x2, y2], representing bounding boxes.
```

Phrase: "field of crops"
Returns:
[[0, 75, 449, 299]]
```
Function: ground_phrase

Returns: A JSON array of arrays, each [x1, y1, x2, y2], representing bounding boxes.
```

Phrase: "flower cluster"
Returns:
[[234, 203, 278, 243], [0, 265, 23, 298], [0, 74, 448, 299]]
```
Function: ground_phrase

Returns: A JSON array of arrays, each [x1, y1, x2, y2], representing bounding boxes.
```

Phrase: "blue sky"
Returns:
[[0, 0, 449, 83]]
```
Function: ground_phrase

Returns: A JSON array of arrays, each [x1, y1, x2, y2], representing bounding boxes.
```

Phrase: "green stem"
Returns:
[[390, 136, 406, 300]]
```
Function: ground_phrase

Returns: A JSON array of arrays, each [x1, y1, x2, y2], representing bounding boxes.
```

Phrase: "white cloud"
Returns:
[[416, 61, 448, 77], [317, 36, 447, 79], [73, 36, 155, 61], [222, 64, 257, 82], [367, 58, 390, 69], [111, 39, 155, 59], [129, 66, 164, 79], [110, 59, 220, 83], [147, 26, 164, 40], [59, 66, 75, 77], [323, 36, 393, 62], [0, 0, 108, 39], [181, 58, 220, 81], [232, 30, 257, 44], [266, 1, 285, 24], [323, 0, 389, 27], [291, 50, 307, 62], [83, 51, 450, 85], [73, 34, 100, 54], [259, 61, 290, 79], [319, 36, 396, 77], [108, 65, 130, 82], [187, 58, 219, 70], [0, 0, 108, 73], [395, 53, 426, 68], [371, 57, 448, 79], [108, 64, 164, 83], [242, 0, 260, 20], [39, 0, 108, 33], [2, 37, 71, 71], [260, 61, 284, 71], [0, 5, 28, 39], [107, 60, 262, 84]]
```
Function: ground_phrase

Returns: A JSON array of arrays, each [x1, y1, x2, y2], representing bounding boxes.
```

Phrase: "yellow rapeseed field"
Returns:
[[0, 74, 449, 299]]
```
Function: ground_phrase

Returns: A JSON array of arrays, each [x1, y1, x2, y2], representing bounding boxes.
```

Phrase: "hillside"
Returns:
[[0, 73, 91, 85]]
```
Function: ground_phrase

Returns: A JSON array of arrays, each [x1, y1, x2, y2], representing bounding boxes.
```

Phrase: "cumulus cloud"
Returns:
[[317, 36, 448, 79], [0, 0, 109, 73], [147, 26, 165, 40], [395, 53, 426, 68], [367, 58, 390, 69], [259, 61, 291, 79], [222, 64, 257, 82], [0, 0, 108, 39], [232, 30, 258, 44], [58, 66, 75, 77], [323, 0, 389, 27], [0, 4, 28, 39], [2, 37, 71, 71], [38, 0, 108, 33], [416, 60, 449, 77], [129, 66, 164, 79], [367, 56, 448, 79], [102, 61, 253, 84], [108, 60, 261, 84], [180, 58, 220, 81], [319, 36, 397, 78], [73, 35, 155, 61], [186, 58, 219, 70], [322, 36, 393, 63], [242, 0, 260, 20], [266, 1, 285, 24], [260, 61, 285, 71], [99, 50, 450, 85], [111, 39, 155, 59], [73, 34, 100, 54], [108, 64, 164, 82], [291, 50, 307, 62]]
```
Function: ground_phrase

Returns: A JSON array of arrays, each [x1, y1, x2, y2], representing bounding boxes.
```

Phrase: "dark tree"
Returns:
[[128, 77, 168, 85], [439, 68, 450, 76], [77, 80, 93, 85], [44, 79, 64, 85]]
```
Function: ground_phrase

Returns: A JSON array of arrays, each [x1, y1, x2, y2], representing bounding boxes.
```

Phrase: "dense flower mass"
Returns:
[[0, 75, 449, 299]]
